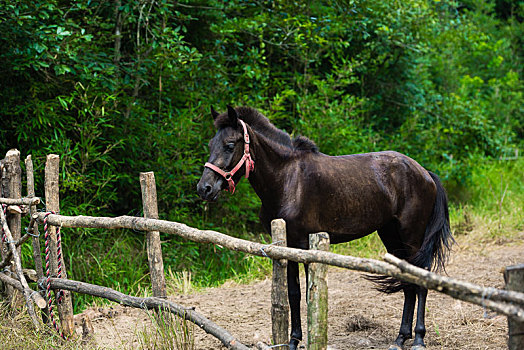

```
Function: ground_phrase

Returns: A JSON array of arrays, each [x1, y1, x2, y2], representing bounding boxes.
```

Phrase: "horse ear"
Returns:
[[211, 106, 219, 120], [226, 105, 238, 126]]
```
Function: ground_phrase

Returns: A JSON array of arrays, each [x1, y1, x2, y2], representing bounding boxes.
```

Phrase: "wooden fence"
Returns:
[[1, 149, 523, 350]]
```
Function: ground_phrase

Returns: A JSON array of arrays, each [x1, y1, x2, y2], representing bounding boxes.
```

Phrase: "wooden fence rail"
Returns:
[[40, 277, 249, 350], [34, 212, 524, 323], [0, 197, 40, 206]]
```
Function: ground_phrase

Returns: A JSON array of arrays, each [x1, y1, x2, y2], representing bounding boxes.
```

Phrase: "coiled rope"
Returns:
[[43, 211, 65, 339]]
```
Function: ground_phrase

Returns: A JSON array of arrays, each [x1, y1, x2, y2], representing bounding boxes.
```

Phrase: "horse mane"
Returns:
[[214, 106, 319, 153], [292, 135, 319, 153]]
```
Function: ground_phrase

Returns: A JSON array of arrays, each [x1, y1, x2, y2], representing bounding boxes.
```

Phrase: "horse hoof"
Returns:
[[388, 345, 402, 350], [411, 346, 426, 350], [288, 338, 300, 350]]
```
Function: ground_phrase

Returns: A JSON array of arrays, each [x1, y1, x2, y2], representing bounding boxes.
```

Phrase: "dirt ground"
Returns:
[[78, 234, 524, 350]]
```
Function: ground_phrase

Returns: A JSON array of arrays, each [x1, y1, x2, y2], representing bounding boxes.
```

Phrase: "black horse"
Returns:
[[197, 106, 453, 350]]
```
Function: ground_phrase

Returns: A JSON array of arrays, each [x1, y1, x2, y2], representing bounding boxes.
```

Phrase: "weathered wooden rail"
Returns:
[[31, 211, 524, 316], [1, 148, 523, 350]]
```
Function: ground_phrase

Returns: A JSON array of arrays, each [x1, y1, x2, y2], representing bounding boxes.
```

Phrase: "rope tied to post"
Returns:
[[481, 287, 497, 319], [44, 211, 66, 339], [25, 225, 40, 238], [259, 240, 285, 258]]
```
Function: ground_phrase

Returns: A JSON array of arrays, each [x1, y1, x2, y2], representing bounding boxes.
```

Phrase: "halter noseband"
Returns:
[[204, 119, 255, 194]]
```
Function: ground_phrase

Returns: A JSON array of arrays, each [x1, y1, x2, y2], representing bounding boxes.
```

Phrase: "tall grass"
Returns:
[[136, 310, 195, 350], [450, 157, 523, 241], [20, 227, 150, 313], [161, 234, 272, 288], [331, 232, 386, 260]]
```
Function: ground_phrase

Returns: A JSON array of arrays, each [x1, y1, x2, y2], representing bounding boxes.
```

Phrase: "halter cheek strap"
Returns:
[[204, 119, 255, 194]]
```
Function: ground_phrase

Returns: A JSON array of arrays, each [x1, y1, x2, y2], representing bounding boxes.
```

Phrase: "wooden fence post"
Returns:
[[505, 264, 524, 350], [0, 154, 10, 299], [271, 219, 289, 347], [5, 150, 22, 253], [0, 201, 43, 328], [26, 155, 48, 322], [140, 172, 167, 298], [45, 154, 75, 337], [307, 232, 329, 350], [25, 156, 44, 283], [3, 149, 23, 307]]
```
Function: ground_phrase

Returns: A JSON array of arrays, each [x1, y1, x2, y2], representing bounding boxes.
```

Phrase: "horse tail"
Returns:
[[366, 171, 454, 293], [411, 171, 454, 271]]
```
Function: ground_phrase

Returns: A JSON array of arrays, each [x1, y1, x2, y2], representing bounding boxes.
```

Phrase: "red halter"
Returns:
[[204, 119, 255, 194]]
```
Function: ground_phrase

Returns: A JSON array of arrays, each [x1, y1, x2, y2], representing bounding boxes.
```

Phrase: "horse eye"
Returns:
[[225, 142, 235, 152]]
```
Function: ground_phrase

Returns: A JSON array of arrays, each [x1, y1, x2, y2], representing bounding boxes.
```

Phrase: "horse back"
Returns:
[[279, 150, 436, 244]]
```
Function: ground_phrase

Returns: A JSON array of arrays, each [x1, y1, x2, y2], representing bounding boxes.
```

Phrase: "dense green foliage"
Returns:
[[1, 1, 522, 310]]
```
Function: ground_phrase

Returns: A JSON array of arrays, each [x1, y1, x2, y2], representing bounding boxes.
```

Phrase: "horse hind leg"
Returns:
[[388, 285, 428, 350], [412, 286, 428, 349], [388, 285, 416, 350], [378, 224, 419, 350]]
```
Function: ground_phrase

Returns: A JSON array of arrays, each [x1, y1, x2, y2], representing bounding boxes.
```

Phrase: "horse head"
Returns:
[[197, 105, 254, 200]]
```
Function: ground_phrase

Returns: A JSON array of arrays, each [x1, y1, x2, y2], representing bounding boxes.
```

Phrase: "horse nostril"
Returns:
[[204, 185, 212, 194]]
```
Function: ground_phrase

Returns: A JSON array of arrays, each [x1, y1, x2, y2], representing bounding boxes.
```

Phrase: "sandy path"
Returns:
[[80, 236, 523, 349]]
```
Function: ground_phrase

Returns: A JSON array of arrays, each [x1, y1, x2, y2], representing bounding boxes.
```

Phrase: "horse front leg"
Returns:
[[288, 260, 302, 350]]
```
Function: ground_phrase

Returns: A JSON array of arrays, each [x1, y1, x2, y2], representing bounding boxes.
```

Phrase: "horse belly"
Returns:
[[328, 231, 374, 244], [305, 189, 392, 241]]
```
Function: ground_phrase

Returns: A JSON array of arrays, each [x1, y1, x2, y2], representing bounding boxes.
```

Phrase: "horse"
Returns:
[[197, 105, 453, 350]]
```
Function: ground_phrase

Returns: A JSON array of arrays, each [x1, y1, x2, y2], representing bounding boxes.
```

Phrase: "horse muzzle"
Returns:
[[197, 176, 224, 202]]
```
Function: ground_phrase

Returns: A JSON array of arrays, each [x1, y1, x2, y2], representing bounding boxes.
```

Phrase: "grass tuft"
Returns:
[[136, 309, 195, 350], [0, 303, 83, 350]]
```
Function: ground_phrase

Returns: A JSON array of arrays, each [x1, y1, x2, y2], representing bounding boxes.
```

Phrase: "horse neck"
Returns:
[[248, 131, 291, 206]]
